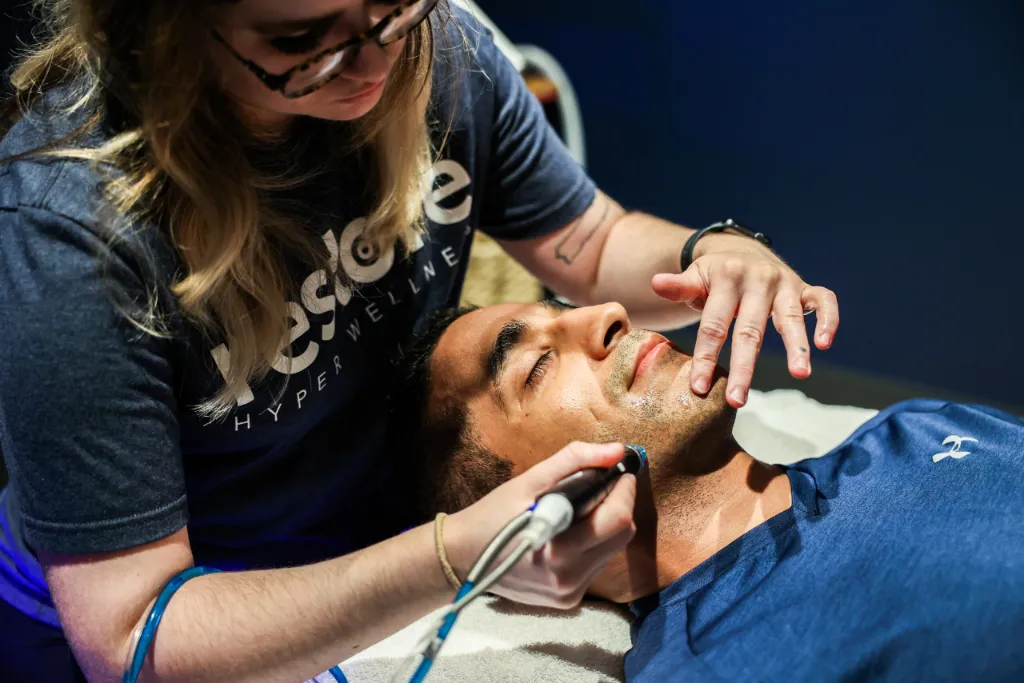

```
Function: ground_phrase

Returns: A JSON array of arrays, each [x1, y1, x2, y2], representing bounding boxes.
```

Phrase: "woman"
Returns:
[[0, 1, 839, 681]]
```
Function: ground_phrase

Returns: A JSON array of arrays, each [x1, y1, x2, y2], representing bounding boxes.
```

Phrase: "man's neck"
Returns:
[[590, 440, 793, 604]]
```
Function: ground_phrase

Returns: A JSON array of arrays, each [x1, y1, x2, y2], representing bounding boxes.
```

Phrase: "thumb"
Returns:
[[520, 442, 625, 492], [652, 269, 708, 307]]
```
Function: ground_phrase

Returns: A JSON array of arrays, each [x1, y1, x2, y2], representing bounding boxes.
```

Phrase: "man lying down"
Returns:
[[393, 300, 1024, 682]]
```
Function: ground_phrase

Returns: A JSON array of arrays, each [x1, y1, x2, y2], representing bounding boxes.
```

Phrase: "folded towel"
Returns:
[[340, 596, 633, 682]]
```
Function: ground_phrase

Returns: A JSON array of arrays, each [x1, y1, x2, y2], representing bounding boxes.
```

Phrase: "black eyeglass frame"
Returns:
[[212, 0, 440, 99]]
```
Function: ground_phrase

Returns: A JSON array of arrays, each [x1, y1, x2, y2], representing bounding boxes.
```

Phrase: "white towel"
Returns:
[[340, 597, 632, 682]]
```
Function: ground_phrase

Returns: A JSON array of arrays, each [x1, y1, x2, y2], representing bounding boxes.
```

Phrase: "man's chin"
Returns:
[[706, 364, 731, 397], [629, 362, 736, 476], [669, 358, 731, 408]]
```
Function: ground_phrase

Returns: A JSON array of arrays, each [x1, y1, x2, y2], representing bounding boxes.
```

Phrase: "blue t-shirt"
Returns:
[[0, 9, 595, 626], [626, 400, 1024, 682]]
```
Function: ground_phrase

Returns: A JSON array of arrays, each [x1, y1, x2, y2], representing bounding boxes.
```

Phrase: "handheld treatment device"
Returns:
[[539, 443, 647, 518], [394, 444, 648, 683], [527, 443, 647, 541]]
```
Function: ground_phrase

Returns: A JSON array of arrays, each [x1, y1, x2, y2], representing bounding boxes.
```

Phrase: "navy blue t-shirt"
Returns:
[[0, 10, 596, 626], [627, 400, 1024, 682]]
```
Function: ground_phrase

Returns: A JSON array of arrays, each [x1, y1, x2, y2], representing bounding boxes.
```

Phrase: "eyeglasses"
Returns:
[[213, 0, 440, 99]]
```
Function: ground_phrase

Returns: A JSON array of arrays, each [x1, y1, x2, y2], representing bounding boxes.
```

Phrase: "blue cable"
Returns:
[[122, 566, 221, 683], [328, 665, 348, 681], [407, 581, 476, 683]]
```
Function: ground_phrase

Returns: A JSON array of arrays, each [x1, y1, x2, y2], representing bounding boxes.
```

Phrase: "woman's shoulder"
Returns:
[[1, 87, 120, 221], [0, 89, 164, 246], [0, 84, 114, 159], [0, 90, 177, 291]]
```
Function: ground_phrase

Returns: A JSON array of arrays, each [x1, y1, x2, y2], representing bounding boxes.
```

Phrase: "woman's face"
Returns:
[[208, 0, 410, 127]]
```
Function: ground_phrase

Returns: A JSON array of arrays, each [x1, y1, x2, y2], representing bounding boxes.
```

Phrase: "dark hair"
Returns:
[[390, 306, 515, 520]]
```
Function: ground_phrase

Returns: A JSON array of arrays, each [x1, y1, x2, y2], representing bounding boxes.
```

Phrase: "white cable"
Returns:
[[520, 495, 574, 550], [389, 511, 534, 683], [443, 496, 575, 620], [391, 538, 535, 683], [449, 538, 534, 613]]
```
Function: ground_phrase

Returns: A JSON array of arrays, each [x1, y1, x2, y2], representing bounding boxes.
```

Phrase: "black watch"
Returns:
[[679, 219, 772, 272]]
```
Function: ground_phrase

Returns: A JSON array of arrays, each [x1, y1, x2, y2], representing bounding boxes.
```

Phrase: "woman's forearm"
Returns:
[[589, 212, 701, 330], [132, 523, 450, 683]]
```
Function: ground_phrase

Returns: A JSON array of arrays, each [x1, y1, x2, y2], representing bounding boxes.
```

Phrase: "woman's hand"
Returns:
[[444, 442, 637, 609], [652, 233, 840, 408]]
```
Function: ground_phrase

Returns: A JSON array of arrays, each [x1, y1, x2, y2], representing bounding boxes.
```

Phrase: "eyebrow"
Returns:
[[487, 319, 528, 389], [484, 300, 573, 408], [252, 11, 343, 35]]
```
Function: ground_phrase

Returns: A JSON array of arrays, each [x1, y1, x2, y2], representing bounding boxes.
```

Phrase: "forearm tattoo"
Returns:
[[554, 196, 611, 265]]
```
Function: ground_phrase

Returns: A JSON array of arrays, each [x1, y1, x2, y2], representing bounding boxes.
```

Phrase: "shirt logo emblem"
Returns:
[[932, 435, 978, 463]]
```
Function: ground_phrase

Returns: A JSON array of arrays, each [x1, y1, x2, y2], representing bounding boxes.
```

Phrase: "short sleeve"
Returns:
[[0, 205, 187, 555], [474, 28, 597, 240]]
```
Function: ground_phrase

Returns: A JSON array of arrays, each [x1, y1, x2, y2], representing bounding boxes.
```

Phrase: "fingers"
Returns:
[[486, 446, 639, 609], [548, 474, 637, 553], [690, 283, 740, 395], [532, 474, 636, 608], [500, 475, 636, 610], [802, 286, 840, 349], [771, 291, 813, 380], [656, 248, 839, 399], [726, 277, 774, 407], [518, 441, 625, 493], [552, 527, 637, 608], [536, 518, 637, 609], [652, 269, 709, 310]]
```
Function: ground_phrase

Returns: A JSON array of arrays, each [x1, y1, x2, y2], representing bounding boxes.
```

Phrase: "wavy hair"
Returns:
[[3, 0, 450, 418]]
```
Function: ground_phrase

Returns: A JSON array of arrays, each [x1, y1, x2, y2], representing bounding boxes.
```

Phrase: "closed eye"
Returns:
[[526, 351, 553, 388]]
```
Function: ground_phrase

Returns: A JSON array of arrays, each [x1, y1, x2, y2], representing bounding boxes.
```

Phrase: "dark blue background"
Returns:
[[1, 1, 1020, 405], [480, 0, 1023, 406]]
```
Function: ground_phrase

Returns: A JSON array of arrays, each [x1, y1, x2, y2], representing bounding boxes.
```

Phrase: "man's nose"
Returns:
[[561, 302, 631, 360]]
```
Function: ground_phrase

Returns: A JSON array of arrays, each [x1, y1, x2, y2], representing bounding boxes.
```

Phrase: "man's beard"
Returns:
[[593, 343, 740, 564], [593, 328, 738, 518], [597, 330, 736, 470]]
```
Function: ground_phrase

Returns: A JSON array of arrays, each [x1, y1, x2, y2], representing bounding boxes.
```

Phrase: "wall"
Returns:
[[480, 0, 1023, 407]]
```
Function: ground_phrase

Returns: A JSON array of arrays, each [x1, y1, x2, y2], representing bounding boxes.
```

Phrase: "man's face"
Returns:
[[430, 301, 732, 473]]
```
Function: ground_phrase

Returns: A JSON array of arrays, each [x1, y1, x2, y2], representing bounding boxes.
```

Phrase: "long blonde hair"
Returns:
[[2, 0, 447, 418]]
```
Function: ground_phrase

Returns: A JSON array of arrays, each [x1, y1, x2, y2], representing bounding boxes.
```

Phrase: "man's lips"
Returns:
[[630, 335, 671, 389]]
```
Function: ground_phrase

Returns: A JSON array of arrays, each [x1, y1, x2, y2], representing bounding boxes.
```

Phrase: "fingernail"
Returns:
[[694, 377, 710, 394], [817, 332, 829, 345], [730, 387, 747, 404], [794, 357, 809, 371]]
